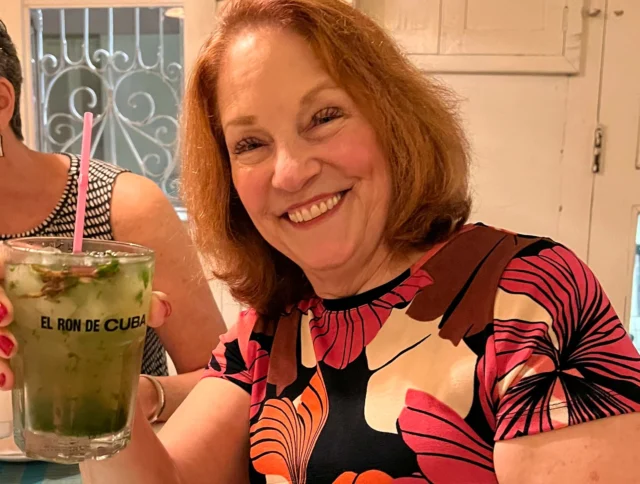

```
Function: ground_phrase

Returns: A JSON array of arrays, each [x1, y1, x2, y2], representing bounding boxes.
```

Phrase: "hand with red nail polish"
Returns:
[[0, 335, 14, 357], [0, 251, 16, 391]]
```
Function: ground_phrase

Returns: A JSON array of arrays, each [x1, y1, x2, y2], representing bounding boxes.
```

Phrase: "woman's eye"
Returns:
[[310, 107, 343, 128], [233, 137, 264, 155]]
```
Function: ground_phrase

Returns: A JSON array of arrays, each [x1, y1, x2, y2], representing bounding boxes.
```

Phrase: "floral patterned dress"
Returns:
[[203, 224, 640, 483]]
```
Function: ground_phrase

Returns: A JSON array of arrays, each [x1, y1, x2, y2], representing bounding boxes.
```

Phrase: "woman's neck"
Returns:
[[306, 245, 424, 300], [0, 134, 51, 180], [0, 134, 70, 236]]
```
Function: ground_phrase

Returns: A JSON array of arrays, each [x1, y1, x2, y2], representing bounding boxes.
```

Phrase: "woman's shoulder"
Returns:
[[59, 153, 128, 200], [60, 152, 128, 179], [409, 223, 585, 332], [433, 222, 564, 272], [218, 307, 293, 358], [107, 168, 180, 239], [87, 157, 128, 183], [229, 308, 280, 341], [418, 223, 551, 278], [456, 223, 584, 278]]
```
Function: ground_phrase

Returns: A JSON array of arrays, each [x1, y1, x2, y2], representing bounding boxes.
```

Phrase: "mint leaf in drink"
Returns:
[[135, 290, 143, 305], [95, 260, 120, 279], [139, 268, 150, 288]]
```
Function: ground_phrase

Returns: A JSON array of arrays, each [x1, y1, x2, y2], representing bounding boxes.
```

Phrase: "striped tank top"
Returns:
[[0, 153, 168, 376]]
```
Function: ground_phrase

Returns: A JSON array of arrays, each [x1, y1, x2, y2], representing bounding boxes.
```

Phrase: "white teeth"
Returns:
[[288, 192, 343, 224], [310, 205, 321, 218]]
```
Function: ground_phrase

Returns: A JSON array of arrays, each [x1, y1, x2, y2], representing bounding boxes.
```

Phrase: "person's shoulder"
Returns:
[[457, 222, 549, 243], [481, 221, 582, 275], [87, 156, 128, 176], [239, 307, 283, 339], [110, 171, 174, 220], [497, 234, 600, 320], [219, 308, 277, 361], [428, 223, 551, 273], [226, 307, 287, 346], [453, 222, 563, 261], [237, 308, 261, 332], [463, 223, 587, 289], [439, 223, 590, 302], [104, 168, 181, 244], [60, 153, 127, 180], [111, 170, 164, 200]]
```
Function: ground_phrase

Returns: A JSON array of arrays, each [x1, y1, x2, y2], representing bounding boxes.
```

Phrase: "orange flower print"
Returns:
[[333, 470, 394, 483], [250, 370, 329, 483]]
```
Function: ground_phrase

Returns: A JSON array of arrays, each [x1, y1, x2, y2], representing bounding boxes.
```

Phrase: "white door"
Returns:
[[357, 0, 441, 55], [588, 1, 640, 333], [357, 0, 586, 74]]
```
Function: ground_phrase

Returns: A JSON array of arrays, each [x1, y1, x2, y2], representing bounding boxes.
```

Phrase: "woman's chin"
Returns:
[[291, 247, 356, 275]]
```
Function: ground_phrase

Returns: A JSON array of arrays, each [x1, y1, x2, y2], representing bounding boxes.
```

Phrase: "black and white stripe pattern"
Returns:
[[1, 153, 168, 376]]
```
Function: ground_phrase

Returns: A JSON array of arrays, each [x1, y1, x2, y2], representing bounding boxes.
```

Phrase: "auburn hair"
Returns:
[[181, 0, 471, 317]]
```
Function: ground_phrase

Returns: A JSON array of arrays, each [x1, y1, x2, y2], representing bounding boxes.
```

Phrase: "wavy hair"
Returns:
[[181, 0, 471, 316]]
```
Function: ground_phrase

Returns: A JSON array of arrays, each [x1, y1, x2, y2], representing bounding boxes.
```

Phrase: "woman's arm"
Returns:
[[137, 369, 204, 422], [109, 173, 227, 419], [494, 412, 640, 483], [81, 378, 250, 484], [489, 243, 640, 482]]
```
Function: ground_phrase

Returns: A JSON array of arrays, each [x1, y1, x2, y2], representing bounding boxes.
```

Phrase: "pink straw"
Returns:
[[73, 112, 94, 253]]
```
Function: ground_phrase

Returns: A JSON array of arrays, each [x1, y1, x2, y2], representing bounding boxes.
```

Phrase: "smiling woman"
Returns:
[[181, 2, 470, 315]]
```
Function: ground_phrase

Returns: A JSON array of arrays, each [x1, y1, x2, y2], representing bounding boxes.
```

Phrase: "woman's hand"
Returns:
[[0, 245, 16, 391]]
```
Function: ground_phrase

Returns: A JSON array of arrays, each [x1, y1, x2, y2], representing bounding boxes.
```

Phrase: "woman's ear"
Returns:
[[0, 78, 16, 133]]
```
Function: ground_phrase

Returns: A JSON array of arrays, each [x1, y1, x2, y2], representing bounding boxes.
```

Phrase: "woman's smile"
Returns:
[[284, 190, 347, 226]]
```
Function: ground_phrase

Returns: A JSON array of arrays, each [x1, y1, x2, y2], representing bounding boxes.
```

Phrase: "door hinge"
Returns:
[[592, 125, 604, 173]]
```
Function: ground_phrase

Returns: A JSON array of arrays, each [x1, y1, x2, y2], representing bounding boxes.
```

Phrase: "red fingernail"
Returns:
[[162, 300, 172, 318], [0, 336, 14, 356], [0, 374, 5, 387], [0, 304, 7, 321]]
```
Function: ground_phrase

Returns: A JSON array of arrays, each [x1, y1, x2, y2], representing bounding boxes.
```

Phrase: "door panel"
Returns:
[[589, 1, 640, 330]]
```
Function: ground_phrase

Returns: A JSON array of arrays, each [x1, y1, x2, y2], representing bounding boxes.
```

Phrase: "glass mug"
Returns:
[[3, 237, 154, 464]]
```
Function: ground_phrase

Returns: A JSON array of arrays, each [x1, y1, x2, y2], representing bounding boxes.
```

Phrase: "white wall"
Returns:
[[444, 74, 570, 239]]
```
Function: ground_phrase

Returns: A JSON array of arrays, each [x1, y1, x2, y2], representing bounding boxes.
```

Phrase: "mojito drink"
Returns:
[[3, 238, 154, 464]]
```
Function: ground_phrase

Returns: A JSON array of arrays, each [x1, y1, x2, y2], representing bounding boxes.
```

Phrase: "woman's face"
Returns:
[[218, 28, 391, 277]]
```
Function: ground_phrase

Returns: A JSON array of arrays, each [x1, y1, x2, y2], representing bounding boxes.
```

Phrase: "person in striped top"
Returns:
[[0, 19, 226, 423]]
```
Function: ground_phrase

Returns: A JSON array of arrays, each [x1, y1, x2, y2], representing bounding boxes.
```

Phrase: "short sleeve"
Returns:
[[489, 242, 640, 441], [202, 308, 261, 395]]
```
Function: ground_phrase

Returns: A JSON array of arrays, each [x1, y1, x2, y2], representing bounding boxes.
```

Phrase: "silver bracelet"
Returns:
[[140, 374, 166, 424]]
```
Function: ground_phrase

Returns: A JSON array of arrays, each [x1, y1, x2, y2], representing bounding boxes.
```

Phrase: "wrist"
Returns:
[[138, 375, 159, 421], [139, 374, 166, 423]]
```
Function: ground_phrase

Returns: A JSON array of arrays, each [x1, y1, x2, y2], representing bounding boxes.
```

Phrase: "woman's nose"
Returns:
[[271, 144, 321, 193]]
